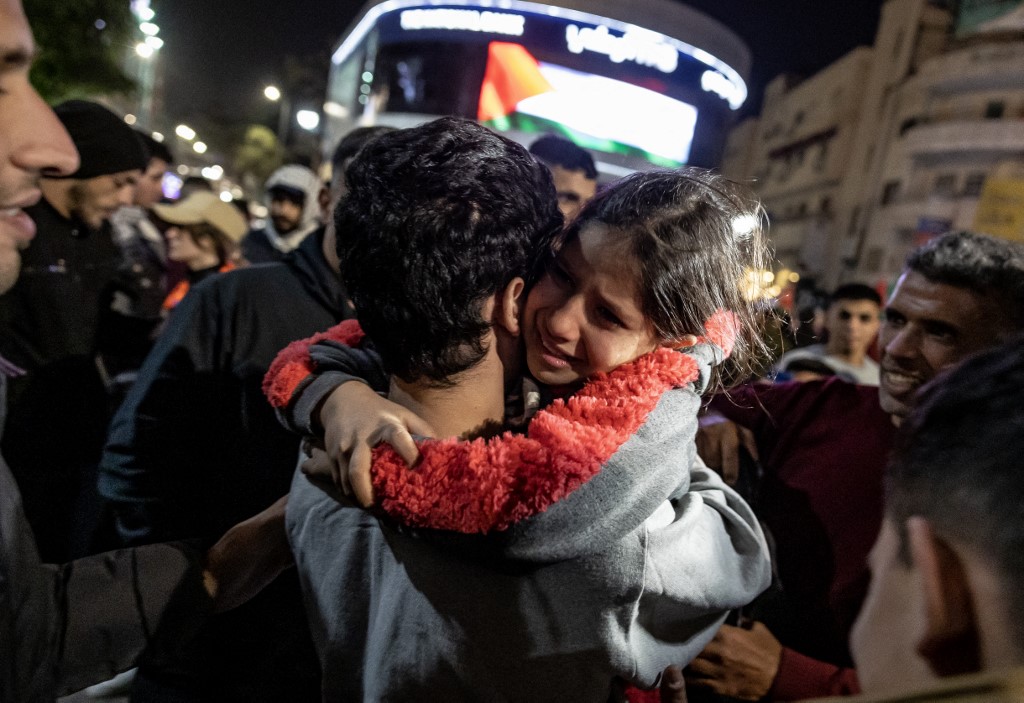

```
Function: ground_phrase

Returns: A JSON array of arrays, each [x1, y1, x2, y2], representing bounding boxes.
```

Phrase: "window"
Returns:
[[815, 141, 829, 172], [963, 172, 986, 197], [934, 174, 957, 198], [881, 180, 901, 205], [985, 101, 1005, 119], [891, 29, 905, 60]]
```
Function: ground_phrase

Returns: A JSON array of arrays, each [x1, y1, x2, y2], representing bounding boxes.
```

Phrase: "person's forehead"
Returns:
[[832, 298, 880, 312], [0, 1, 33, 74], [889, 270, 1005, 331], [549, 164, 596, 193], [84, 169, 140, 187]]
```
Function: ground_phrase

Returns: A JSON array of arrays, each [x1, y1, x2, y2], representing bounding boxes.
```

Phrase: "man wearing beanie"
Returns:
[[0, 99, 147, 563]]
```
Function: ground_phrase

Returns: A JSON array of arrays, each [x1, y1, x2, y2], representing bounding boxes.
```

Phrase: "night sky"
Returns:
[[153, 0, 887, 127]]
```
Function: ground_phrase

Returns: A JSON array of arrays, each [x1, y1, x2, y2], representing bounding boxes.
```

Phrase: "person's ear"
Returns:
[[496, 277, 525, 336], [660, 334, 698, 350], [908, 516, 981, 677]]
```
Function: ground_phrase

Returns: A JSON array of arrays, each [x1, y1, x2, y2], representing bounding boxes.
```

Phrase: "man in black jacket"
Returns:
[[98, 128, 390, 702], [0, 99, 149, 562]]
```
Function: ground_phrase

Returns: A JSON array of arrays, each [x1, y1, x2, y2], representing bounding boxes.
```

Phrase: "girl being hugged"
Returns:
[[267, 162, 774, 699]]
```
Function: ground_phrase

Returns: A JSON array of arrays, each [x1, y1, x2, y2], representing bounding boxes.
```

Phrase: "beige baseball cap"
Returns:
[[153, 191, 248, 243]]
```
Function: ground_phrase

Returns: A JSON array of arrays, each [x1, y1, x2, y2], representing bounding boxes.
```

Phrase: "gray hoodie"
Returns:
[[284, 343, 770, 701]]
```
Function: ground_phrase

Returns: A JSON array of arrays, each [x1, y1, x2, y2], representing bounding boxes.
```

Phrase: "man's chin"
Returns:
[[878, 389, 911, 423], [272, 219, 298, 234], [0, 248, 22, 295]]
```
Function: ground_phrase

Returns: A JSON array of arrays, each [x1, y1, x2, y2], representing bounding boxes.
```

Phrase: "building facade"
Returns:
[[721, 0, 1024, 289]]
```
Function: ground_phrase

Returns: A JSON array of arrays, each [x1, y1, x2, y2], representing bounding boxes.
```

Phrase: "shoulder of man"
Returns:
[[804, 667, 1024, 703]]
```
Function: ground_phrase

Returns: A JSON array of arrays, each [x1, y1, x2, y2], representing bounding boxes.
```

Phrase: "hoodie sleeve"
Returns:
[[630, 455, 771, 684], [262, 319, 388, 435]]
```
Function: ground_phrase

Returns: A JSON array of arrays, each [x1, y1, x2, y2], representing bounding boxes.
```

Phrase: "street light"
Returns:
[[139, 22, 160, 36], [193, 141, 208, 155], [175, 124, 196, 141], [135, 42, 154, 59], [263, 85, 291, 144], [296, 110, 320, 132]]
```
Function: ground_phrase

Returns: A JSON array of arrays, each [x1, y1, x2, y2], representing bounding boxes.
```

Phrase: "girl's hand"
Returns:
[[303, 381, 436, 507]]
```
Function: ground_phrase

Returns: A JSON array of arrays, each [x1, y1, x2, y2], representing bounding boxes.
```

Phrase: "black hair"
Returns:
[[267, 185, 305, 207], [528, 135, 597, 180], [830, 283, 881, 307], [906, 231, 1024, 327], [778, 357, 837, 378], [336, 117, 562, 386], [886, 333, 1024, 649], [330, 126, 397, 174], [554, 168, 772, 392], [136, 130, 173, 165]]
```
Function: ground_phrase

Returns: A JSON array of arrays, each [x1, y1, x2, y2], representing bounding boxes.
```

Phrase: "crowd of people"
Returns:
[[3, 0, 1024, 701]]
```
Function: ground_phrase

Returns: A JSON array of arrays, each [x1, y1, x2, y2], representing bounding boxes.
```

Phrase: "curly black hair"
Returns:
[[336, 117, 562, 386], [906, 231, 1024, 328]]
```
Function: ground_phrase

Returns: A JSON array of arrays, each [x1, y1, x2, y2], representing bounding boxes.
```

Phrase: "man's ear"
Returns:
[[908, 516, 981, 677], [496, 277, 525, 336]]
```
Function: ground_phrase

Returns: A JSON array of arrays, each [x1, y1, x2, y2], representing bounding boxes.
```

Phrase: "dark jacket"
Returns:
[[98, 228, 351, 702], [240, 227, 286, 265], [100, 227, 352, 544], [0, 197, 124, 561], [0, 376, 210, 703]]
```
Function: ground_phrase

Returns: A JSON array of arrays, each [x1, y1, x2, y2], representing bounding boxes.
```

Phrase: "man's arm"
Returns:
[[98, 283, 224, 544], [3, 452, 290, 700], [263, 320, 433, 504]]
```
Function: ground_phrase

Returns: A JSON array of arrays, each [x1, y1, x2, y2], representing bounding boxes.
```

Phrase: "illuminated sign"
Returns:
[[334, 0, 748, 110], [565, 24, 677, 73], [399, 8, 525, 36]]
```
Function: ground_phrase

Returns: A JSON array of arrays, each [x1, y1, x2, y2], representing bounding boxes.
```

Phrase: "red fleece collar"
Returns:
[[264, 317, 722, 533], [372, 344, 700, 534]]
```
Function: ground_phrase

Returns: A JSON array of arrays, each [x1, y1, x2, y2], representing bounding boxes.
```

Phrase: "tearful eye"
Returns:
[[598, 306, 623, 327], [551, 262, 573, 286]]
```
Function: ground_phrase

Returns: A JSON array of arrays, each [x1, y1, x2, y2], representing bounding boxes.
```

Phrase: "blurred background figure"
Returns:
[[156, 190, 248, 311], [240, 164, 322, 264], [528, 134, 597, 222], [95, 126, 390, 703], [775, 283, 882, 385], [107, 132, 174, 391]]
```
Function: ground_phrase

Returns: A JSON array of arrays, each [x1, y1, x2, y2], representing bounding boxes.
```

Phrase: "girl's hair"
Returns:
[[187, 222, 236, 266], [560, 168, 773, 391]]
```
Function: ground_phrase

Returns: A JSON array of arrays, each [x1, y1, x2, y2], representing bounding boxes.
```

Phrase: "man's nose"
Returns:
[[11, 90, 79, 178], [545, 295, 583, 342], [883, 325, 919, 360]]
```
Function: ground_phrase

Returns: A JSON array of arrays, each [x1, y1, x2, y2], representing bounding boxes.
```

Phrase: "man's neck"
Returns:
[[826, 342, 866, 367], [388, 351, 507, 439]]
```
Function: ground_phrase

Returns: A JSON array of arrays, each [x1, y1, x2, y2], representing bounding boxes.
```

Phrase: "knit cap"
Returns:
[[54, 100, 148, 179]]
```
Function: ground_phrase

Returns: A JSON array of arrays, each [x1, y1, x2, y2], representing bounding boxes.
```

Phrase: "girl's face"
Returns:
[[523, 222, 661, 386], [166, 225, 218, 270]]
